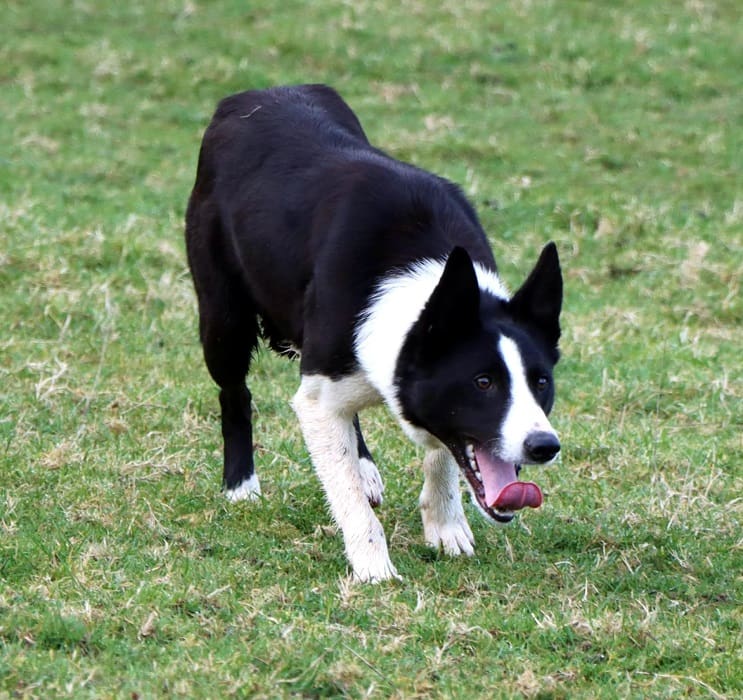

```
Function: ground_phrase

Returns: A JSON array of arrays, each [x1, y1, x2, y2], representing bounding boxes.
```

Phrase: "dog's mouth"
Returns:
[[451, 441, 543, 523]]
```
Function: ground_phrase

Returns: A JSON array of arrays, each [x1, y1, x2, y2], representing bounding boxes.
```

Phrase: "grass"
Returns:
[[1, 0, 741, 697]]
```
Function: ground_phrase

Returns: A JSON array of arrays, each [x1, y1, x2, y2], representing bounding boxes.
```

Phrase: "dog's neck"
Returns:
[[354, 257, 509, 445]]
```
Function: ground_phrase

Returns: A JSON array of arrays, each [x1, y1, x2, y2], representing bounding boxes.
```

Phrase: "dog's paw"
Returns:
[[346, 523, 400, 583], [358, 457, 384, 508], [423, 514, 475, 557], [351, 556, 401, 584], [224, 474, 262, 503]]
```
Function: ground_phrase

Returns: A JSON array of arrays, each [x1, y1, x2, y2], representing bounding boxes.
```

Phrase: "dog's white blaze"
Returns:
[[225, 473, 262, 502], [355, 256, 509, 447], [291, 374, 398, 582], [498, 335, 558, 463]]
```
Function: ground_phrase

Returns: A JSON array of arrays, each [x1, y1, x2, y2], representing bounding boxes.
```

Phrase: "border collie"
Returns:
[[186, 84, 562, 582]]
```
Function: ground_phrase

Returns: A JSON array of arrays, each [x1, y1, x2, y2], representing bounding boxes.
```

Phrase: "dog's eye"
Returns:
[[535, 376, 550, 392], [474, 374, 494, 391]]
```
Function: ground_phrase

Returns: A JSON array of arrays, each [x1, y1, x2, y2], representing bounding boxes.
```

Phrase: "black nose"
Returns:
[[524, 431, 560, 463]]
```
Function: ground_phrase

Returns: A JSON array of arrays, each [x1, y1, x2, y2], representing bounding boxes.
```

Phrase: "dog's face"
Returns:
[[396, 245, 563, 523]]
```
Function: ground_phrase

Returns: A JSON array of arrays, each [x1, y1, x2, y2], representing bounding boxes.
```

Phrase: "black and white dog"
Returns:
[[186, 85, 562, 582]]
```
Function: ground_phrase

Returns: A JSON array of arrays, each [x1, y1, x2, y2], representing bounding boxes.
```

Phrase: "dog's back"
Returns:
[[187, 84, 495, 363]]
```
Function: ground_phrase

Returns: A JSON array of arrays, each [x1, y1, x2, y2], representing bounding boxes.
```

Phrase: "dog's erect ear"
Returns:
[[508, 242, 562, 349], [405, 247, 481, 362]]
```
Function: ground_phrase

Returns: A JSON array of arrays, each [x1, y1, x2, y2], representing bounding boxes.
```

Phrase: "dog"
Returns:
[[185, 84, 563, 582]]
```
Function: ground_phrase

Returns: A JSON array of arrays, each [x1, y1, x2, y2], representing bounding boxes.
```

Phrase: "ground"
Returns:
[[0, 0, 741, 697]]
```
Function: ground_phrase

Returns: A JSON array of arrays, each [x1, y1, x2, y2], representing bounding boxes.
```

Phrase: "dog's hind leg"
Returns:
[[419, 448, 475, 556], [218, 381, 260, 502], [205, 315, 261, 501], [190, 242, 262, 501], [353, 414, 384, 508]]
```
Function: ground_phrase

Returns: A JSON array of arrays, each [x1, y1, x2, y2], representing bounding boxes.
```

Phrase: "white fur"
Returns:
[[498, 335, 559, 463], [354, 259, 443, 443], [358, 456, 384, 506], [225, 473, 262, 502], [473, 262, 510, 300], [291, 374, 398, 582], [419, 447, 475, 555]]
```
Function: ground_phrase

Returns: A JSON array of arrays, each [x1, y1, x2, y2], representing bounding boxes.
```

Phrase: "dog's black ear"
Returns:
[[509, 242, 562, 350], [405, 247, 481, 363]]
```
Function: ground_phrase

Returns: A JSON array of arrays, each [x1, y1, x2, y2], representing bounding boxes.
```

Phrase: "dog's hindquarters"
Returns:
[[185, 85, 379, 506]]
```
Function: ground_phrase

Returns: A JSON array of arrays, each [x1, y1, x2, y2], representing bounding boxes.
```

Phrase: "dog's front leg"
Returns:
[[420, 447, 475, 556], [291, 377, 399, 582]]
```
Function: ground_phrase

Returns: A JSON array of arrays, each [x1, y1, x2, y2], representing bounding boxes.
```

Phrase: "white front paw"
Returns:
[[346, 525, 400, 583], [351, 555, 400, 583], [358, 457, 384, 508], [422, 509, 475, 556]]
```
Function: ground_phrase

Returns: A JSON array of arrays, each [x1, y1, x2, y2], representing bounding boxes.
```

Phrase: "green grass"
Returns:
[[1, 0, 741, 697]]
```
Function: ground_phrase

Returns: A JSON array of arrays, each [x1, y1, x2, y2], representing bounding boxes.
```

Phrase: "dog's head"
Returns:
[[395, 244, 563, 523]]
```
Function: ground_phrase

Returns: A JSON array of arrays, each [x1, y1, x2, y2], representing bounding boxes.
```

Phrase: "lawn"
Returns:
[[1, 0, 741, 697]]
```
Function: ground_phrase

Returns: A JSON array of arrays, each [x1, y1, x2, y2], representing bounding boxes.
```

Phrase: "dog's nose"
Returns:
[[524, 431, 560, 463]]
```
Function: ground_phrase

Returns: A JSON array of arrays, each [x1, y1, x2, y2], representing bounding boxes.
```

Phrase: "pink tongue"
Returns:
[[493, 481, 543, 510], [475, 447, 543, 511]]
